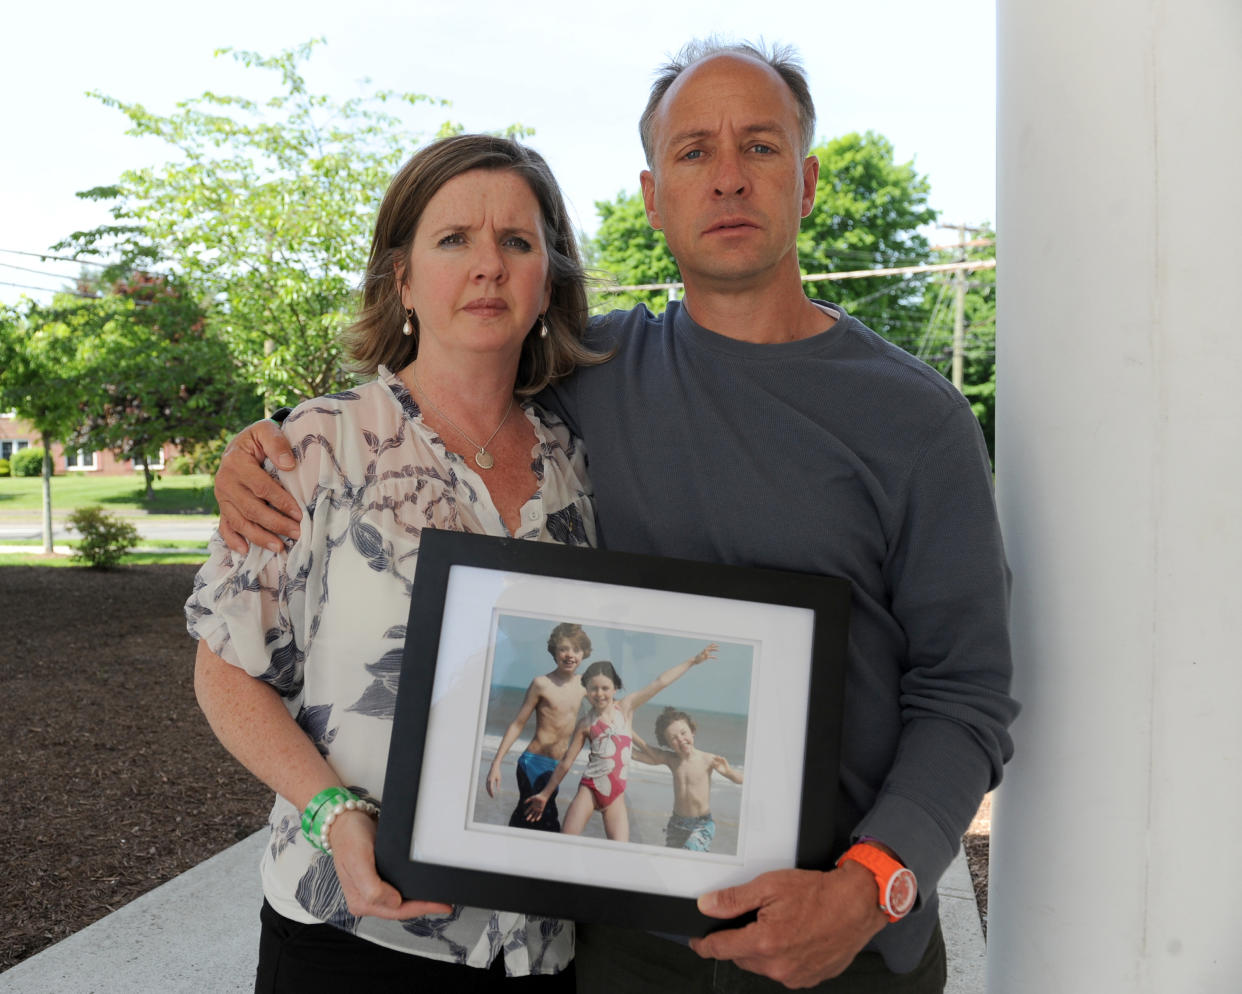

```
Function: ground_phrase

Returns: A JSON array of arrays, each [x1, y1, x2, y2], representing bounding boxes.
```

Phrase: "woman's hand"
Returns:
[[215, 420, 302, 555], [485, 762, 503, 798], [330, 810, 453, 920], [195, 648, 447, 921]]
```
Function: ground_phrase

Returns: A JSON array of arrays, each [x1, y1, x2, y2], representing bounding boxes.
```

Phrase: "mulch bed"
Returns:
[[963, 795, 992, 934], [0, 562, 991, 974], [1, 564, 270, 972]]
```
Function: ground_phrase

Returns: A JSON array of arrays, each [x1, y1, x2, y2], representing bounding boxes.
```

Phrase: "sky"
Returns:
[[0, 0, 996, 306]]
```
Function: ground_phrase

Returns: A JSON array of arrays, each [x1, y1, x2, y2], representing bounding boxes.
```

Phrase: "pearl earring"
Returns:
[[402, 308, 414, 337]]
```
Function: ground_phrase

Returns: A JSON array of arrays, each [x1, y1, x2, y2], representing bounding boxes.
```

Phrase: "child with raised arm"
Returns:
[[633, 707, 744, 852], [485, 622, 590, 832], [524, 643, 718, 843]]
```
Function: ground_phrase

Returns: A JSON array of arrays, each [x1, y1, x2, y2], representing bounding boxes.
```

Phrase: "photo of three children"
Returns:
[[480, 620, 748, 855]]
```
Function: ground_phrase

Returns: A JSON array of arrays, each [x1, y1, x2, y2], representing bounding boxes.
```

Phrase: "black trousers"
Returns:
[[573, 920, 946, 994], [255, 900, 575, 993]]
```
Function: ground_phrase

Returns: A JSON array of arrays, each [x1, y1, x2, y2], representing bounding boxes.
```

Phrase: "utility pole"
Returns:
[[941, 223, 985, 394]]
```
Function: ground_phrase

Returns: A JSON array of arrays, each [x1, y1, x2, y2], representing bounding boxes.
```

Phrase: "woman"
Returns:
[[186, 135, 608, 991]]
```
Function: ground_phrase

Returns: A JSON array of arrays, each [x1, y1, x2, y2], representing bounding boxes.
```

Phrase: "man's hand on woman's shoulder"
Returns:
[[215, 420, 302, 554]]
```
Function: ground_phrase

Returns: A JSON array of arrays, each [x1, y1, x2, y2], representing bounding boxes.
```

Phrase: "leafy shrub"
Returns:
[[66, 506, 141, 568], [0, 458, 9, 477], [11, 447, 45, 477]]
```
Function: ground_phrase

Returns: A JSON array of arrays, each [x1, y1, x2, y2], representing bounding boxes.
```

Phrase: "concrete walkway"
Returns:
[[1, 833, 264, 993], [0, 836, 985, 993]]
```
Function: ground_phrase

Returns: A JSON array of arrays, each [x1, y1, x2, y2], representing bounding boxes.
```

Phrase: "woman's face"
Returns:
[[400, 168, 552, 366]]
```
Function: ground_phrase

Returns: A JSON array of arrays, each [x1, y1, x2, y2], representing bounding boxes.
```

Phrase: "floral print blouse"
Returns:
[[186, 366, 594, 974]]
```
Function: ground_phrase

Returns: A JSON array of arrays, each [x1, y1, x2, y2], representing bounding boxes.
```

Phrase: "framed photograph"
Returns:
[[375, 530, 850, 936]]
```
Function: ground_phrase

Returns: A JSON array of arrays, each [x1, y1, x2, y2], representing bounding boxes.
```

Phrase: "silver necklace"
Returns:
[[410, 371, 514, 471]]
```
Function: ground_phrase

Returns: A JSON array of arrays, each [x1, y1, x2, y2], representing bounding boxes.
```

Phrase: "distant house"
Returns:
[[0, 413, 179, 476]]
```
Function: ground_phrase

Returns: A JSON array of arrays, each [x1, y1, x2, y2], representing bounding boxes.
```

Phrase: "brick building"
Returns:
[[0, 413, 176, 476]]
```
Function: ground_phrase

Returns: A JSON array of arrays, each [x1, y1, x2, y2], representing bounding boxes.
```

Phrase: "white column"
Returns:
[[991, 1, 1242, 991]]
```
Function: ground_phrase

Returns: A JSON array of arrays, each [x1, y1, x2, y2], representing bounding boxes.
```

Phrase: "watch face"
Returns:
[[886, 868, 918, 917]]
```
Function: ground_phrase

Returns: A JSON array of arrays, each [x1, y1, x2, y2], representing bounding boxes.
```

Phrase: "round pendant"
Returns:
[[474, 450, 495, 470]]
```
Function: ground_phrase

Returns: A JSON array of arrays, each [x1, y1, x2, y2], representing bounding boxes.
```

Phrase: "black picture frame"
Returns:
[[375, 529, 850, 937]]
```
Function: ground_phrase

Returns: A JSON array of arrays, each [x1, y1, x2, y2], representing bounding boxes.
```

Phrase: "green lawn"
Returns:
[[0, 550, 210, 567], [0, 473, 218, 515], [0, 537, 204, 550]]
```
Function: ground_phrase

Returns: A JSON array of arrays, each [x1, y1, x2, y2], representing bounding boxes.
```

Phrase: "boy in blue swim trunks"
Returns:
[[486, 623, 590, 831], [634, 706, 743, 852]]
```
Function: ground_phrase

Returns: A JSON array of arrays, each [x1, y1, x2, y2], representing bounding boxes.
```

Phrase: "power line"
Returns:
[[928, 237, 994, 252], [605, 258, 995, 294], [0, 260, 84, 280], [0, 248, 112, 269], [0, 280, 95, 298], [916, 281, 952, 361], [804, 259, 995, 283]]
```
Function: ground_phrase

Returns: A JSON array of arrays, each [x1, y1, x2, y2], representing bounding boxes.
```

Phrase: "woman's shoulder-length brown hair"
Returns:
[[343, 134, 611, 396]]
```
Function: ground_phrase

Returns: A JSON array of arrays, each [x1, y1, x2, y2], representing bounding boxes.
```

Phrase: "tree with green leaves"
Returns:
[[70, 274, 262, 497], [590, 190, 681, 313], [0, 304, 90, 552], [54, 40, 452, 405], [798, 131, 937, 347]]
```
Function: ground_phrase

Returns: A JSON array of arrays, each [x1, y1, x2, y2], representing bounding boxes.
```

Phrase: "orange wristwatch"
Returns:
[[836, 843, 918, 923]]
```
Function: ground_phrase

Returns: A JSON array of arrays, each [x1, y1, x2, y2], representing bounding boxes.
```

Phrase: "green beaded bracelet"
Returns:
[[301, 787, 379, 853], [302, 787, 356, 851]]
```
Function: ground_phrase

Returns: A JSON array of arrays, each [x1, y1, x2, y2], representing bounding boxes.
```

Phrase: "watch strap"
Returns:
[[836, 842, 918, 922]]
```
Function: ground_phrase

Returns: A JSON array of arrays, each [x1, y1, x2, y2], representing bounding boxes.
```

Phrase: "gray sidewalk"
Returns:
[[0, 519, 216, 546], [1, 833, 265, 993], [0, 836, 985, 993]]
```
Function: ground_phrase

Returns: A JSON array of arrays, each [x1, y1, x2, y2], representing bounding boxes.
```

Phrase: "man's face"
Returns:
[[639, 54, 818, 293]]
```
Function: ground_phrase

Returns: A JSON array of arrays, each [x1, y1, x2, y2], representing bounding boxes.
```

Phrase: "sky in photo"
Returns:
[[493, 613, 753, 716]]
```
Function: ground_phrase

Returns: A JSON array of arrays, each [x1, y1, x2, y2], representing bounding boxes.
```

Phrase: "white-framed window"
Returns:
[[130, 448, 165, 471], [65, 448, 98, 471], [1, 439, 30, 461]]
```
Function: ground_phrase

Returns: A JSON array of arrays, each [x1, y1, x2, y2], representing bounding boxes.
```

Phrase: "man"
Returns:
[[215, 40, 1016, 992]]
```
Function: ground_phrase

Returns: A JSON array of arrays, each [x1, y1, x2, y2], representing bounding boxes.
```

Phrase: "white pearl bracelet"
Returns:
[[319, 797, 380, 854]]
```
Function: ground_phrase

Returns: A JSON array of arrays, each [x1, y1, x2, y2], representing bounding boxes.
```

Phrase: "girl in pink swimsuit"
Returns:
[[525, 644, 718, 842]]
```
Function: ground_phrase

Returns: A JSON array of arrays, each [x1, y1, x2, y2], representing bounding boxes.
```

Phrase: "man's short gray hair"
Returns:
[[639, 38, 817, 166]]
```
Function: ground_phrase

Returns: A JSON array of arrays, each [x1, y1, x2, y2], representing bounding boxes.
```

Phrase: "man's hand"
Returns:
[[689, 864, 887, 989], [215, 420, 302, 554]]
